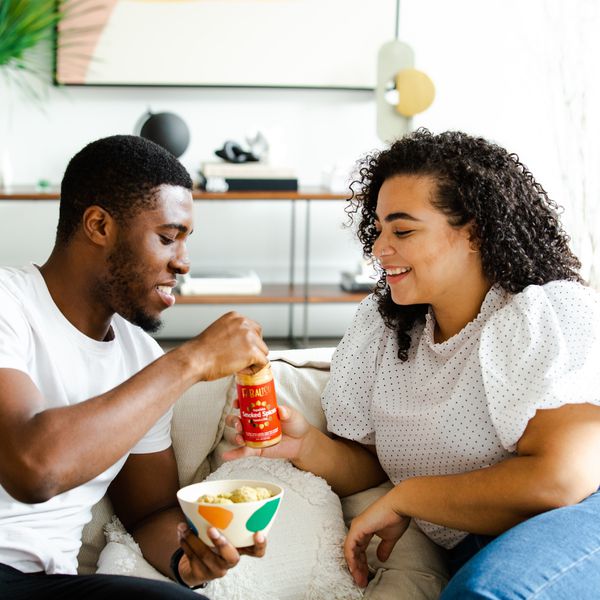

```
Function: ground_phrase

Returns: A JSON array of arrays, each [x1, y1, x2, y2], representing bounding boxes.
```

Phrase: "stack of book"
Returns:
[[177, 270, 262, 296], [199, 162, 298, 192]]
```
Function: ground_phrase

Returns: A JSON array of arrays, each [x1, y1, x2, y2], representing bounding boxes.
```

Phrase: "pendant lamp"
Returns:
[[376, 0, 435, 142]]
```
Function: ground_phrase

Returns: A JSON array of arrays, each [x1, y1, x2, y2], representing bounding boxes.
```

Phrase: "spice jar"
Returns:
[[236, 362, 282, 448]]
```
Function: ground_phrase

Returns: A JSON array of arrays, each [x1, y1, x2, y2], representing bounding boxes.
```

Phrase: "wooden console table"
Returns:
[[0, 186, 370, 345]]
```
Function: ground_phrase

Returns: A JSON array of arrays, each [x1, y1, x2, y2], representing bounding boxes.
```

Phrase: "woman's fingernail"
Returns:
[[256, 532, 265, 544], [207, 527, 221, 540]]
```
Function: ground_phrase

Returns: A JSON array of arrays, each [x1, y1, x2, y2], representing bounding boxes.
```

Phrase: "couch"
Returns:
[[77, 347, 449, 599]]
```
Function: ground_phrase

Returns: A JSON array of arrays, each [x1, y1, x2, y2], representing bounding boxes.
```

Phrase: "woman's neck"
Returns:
[[431, 279, 492, 343]]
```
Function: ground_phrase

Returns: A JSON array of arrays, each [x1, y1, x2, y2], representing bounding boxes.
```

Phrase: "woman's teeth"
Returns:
[[386, 267, 411, 275]]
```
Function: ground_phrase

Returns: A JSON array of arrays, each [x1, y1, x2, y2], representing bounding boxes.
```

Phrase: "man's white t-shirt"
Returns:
[[0, 264, 173, 574], [322, 282, 600, 548]]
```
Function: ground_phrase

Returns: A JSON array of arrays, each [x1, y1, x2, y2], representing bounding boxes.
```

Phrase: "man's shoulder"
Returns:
[[0, 265, 35, 305]]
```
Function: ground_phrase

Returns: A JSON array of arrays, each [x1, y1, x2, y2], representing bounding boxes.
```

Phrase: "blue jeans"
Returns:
[[441, 490, 600, 599]]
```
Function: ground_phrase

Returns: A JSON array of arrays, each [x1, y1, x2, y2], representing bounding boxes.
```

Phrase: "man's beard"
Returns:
[[98, 238, 163, 333]]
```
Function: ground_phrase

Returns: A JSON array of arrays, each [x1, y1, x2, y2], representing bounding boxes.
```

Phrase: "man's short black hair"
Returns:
[[56, 134, 193, 245]]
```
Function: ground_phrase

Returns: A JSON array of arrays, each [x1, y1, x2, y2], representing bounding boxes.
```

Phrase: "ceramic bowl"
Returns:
[[177, 479, 284, 548]]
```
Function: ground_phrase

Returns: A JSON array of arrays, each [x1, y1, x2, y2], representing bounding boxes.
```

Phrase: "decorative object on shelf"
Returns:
[[340, 258, 379, 293], [245, 131, 269, 162], [0, 149, 13, 192], [376, 0, 435, 142], [321, 162, 353, 194], [136, 110, 190, 158], [177, 271, 262, 296], [199, 161, 298, 193], [215, 140, 260, 164]]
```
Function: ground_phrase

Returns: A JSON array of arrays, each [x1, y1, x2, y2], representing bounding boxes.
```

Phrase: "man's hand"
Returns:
[[181, 312, 269, 382], [176, 523, 267, 587], [222, 403, 312, 462], [344, 492, 411, 588]]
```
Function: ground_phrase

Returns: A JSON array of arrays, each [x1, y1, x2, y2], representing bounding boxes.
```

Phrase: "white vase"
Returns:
[[0, 147, 13, 192]]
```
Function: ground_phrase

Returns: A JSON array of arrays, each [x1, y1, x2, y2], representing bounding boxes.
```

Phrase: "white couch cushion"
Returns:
[[171, 375, 235, 486], [97, 456, 363, 600]]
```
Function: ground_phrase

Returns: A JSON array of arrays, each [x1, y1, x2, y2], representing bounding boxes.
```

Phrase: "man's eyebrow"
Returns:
[[159, 223, 193, 234], [374, 212, 422, 223]]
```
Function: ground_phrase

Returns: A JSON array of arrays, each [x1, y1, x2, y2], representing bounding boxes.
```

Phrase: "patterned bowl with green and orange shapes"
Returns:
[[177, 479, 284, 548]]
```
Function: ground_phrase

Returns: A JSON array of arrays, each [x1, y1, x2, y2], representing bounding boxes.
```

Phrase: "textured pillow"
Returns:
[[96, 515, 171, 583], [96, 456, 363, 600], [171, 375, 236, 486], [78, 496, 115, 574]]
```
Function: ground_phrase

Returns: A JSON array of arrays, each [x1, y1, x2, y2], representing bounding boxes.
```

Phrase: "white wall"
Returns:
[[1, 0, 598, 340]]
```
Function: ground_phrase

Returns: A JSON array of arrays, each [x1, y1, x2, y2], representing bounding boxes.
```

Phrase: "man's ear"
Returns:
[[82, 206, 115, 247]]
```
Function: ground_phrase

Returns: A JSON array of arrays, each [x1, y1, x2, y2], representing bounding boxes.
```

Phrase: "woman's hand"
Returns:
[[222, 403, 313, 462], [344, 491, 411, 588], [176, 523, 267, 587]]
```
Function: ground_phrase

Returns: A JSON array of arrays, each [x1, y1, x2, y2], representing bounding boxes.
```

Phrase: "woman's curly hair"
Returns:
[[346, 128, 583, 361]]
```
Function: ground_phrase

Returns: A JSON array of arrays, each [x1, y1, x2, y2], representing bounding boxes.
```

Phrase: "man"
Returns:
[[0, 135, 269, 598]]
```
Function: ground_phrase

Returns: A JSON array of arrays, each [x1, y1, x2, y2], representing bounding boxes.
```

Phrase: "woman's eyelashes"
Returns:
[[373, 227, 414, 239]]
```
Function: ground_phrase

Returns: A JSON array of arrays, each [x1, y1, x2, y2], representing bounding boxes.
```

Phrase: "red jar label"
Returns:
[[237, 380, 281, 444]]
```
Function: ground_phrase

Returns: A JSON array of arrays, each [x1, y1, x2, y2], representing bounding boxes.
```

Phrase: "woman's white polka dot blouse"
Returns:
[[321, 281, 600, 548]]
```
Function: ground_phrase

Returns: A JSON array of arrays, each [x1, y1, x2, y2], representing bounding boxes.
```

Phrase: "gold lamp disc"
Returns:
[[394, 69, 435, 117]]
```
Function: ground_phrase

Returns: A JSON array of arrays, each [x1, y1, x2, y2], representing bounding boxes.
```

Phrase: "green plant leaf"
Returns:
[[0, 0, 61, 69], [0, 0, 99, 104]]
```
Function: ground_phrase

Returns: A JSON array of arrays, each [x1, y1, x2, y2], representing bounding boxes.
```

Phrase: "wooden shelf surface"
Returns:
[[174, 284, 369, 305], [0, 186, 349, 201]]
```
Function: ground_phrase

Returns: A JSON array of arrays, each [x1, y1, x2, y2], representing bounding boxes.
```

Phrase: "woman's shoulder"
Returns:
[[503, 280, 599, 325], [331, 294, 389, 365], [481, 280, 600, 358], [479, 281, 600, 451], [348, 293, 386, 332]]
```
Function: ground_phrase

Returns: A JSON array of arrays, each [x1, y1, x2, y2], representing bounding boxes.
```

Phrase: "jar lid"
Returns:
[[235, 362, 272, 386]]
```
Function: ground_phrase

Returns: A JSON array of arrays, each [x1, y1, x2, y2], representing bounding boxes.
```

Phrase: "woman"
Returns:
[[226, 129, 600, 598]]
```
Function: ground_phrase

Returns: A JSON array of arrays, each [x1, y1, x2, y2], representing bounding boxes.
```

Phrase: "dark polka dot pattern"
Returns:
[[321, 281, 600, 548]]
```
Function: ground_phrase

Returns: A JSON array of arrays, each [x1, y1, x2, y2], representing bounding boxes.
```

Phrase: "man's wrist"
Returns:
[[170, 547, 207, 590], [168, 345, 206, 386]]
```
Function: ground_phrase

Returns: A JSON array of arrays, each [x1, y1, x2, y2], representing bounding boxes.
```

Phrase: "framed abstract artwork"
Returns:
[[55, 0, 397, 89]]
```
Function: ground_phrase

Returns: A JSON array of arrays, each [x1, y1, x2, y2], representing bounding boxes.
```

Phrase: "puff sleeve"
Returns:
[[321, 295, 386, 445], [479, 281, 600, 452]]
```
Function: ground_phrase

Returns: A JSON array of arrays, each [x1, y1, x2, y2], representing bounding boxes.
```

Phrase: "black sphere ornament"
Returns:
[[138, 111, 190, 158]]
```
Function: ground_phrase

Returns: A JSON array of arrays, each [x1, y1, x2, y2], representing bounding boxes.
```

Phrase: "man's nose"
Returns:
[[171, 247, 190, 275]]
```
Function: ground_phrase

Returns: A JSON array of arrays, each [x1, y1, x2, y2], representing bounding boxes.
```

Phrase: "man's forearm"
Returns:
[[130, 505, 183, 579], [9, 348, 198, 501]]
